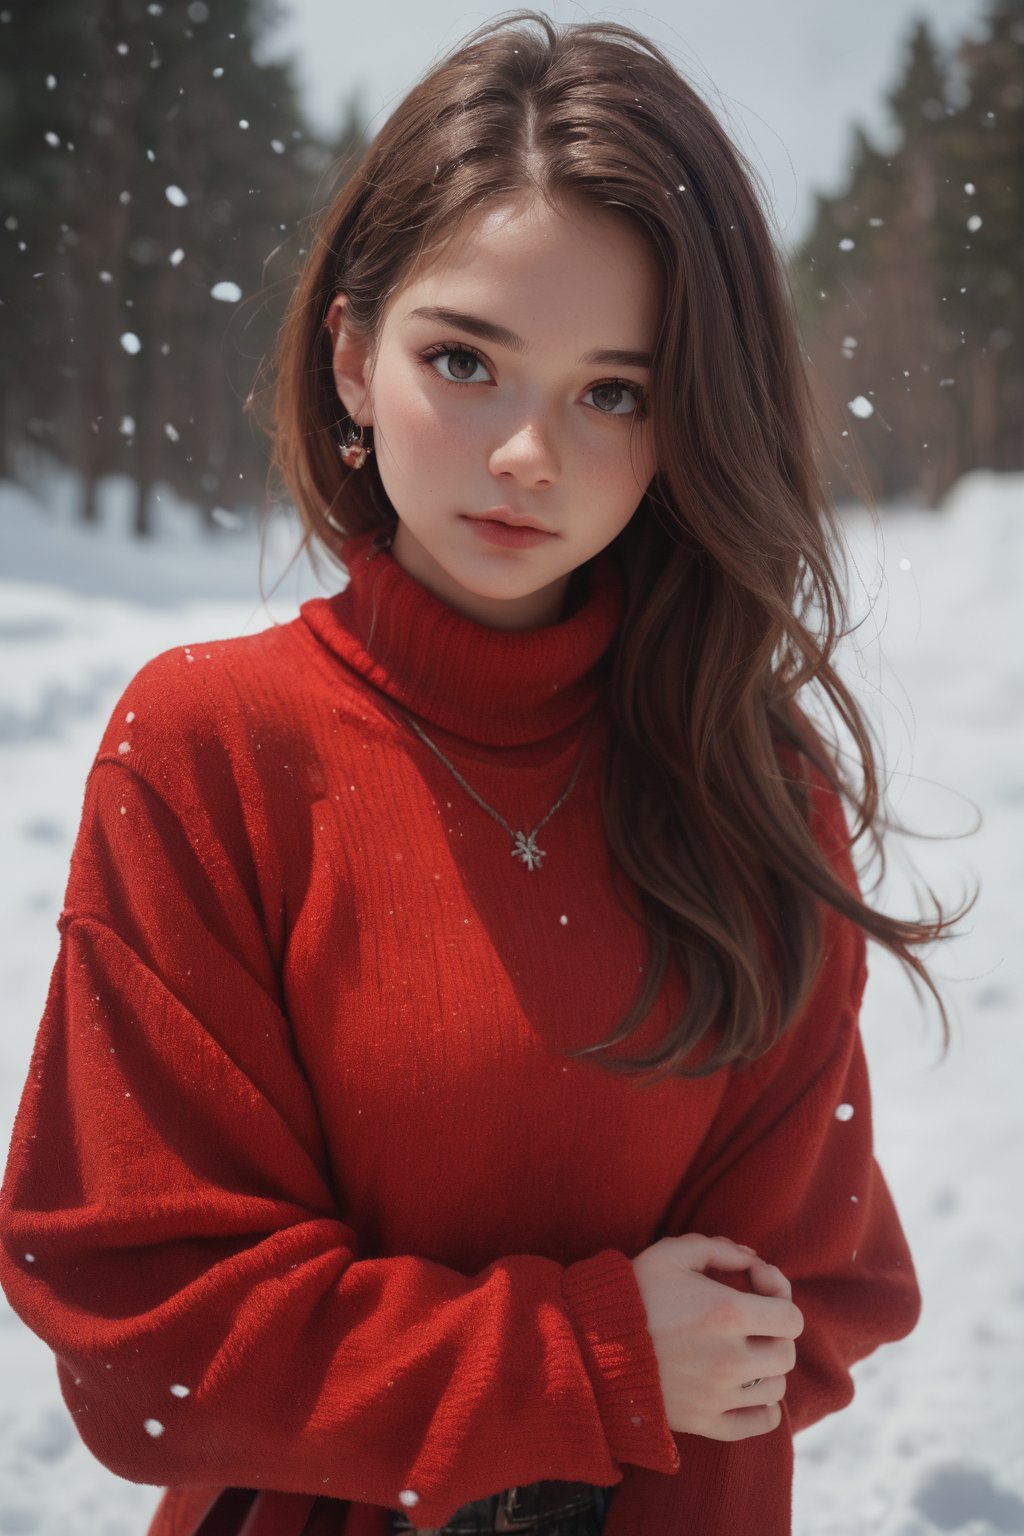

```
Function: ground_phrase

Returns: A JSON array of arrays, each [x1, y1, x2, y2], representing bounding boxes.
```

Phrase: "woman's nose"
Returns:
[[487, 417, 561, 486]]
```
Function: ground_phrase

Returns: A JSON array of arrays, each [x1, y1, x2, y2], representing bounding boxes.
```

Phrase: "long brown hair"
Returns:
[[249, 10, 973, 1085]]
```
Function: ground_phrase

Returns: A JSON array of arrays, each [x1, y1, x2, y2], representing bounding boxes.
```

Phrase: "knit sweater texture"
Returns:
[[0, 527, 921, 1535]]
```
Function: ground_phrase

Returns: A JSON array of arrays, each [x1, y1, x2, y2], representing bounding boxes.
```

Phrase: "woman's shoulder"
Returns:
[[89, 615, 370, 801], [93, 620, 296, 752]]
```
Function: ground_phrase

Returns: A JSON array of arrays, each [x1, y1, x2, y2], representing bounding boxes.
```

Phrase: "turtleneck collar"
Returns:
[[298, 528, 625, 747]]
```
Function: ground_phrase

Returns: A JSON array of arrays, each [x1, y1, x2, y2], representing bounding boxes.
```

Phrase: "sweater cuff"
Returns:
[[561, 1248, 681, 1477]]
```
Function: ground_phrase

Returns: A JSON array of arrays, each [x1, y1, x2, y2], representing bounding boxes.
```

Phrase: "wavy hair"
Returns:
[[249, 10, 973, 1085]]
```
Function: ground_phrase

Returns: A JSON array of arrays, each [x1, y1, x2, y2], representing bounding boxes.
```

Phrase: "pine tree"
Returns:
[[0, 0, 367, 535], [789, 6, 1024, 506], [935, 0, 1024, 469], [791, 21, 956, 505]]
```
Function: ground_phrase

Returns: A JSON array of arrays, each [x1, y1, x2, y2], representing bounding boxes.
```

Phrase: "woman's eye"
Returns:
[[420, 343, 647, 418], [423, 346, 490, 384], [585, 381, 646, 417]]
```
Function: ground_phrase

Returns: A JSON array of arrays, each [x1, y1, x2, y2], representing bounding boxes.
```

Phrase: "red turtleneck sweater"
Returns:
[[0, 529, 920, 1536]]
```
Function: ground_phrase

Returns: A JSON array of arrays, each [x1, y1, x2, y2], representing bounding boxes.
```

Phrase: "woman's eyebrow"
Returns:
[[404, 306, 652, 368]]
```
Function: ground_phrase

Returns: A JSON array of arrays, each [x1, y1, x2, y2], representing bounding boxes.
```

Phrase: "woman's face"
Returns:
[[327, 193, 663, 629]]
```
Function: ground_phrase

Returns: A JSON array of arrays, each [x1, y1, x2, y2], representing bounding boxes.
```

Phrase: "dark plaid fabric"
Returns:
[[388, 1479, 612, 1534]]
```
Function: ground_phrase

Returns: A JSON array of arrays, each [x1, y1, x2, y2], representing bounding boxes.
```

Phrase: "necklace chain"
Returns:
[[391, 707, 597, 871], [366, 531, 596, 871]]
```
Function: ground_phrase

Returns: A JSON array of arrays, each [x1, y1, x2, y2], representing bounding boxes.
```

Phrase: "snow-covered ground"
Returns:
[[1, 465, 1022, 1534]]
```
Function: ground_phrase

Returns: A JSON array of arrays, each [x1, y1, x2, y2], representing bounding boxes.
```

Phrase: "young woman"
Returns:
[[0, 13, 967, 1536]]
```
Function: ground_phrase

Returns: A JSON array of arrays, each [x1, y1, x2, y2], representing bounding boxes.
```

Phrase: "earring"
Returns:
[[370, 526, 395, 556], [339, 422, 373, 470]]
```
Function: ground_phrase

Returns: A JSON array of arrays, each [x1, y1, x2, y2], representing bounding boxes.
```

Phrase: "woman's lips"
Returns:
[[462, 516, 556, 548]]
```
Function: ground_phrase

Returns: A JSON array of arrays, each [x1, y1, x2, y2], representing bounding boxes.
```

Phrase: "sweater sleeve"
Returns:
[[0, 663, 679, 1530], [599, 768, 922, 1536]]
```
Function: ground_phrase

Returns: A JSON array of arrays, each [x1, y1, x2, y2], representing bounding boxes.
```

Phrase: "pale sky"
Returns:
[[258, 0, 987, 255]]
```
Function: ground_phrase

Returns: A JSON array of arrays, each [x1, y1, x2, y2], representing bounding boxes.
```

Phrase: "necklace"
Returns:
[[365, 526, 597, 870], [389, 705, 598, 871]]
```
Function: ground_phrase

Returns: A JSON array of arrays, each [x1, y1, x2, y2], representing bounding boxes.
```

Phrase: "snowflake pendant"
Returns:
[[511, 830, 546, 870]]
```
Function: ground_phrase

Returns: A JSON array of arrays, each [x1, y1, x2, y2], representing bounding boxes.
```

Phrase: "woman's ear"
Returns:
[[324, 293, 374, 427]]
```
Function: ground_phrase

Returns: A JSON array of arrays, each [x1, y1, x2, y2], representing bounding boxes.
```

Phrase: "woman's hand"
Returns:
[[630, 1233, 803, 1442]]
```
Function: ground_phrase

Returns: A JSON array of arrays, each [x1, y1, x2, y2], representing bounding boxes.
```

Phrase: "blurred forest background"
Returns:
[[0, 0, 1021, 538]]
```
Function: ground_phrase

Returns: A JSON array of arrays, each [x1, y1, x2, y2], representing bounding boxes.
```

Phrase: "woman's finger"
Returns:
[[670, 1233, 763, 1274], [744, 1258, 792, 1301]]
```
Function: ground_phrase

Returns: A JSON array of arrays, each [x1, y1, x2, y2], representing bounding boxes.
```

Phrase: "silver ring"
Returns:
[[740, 1377, 764, 1390]]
